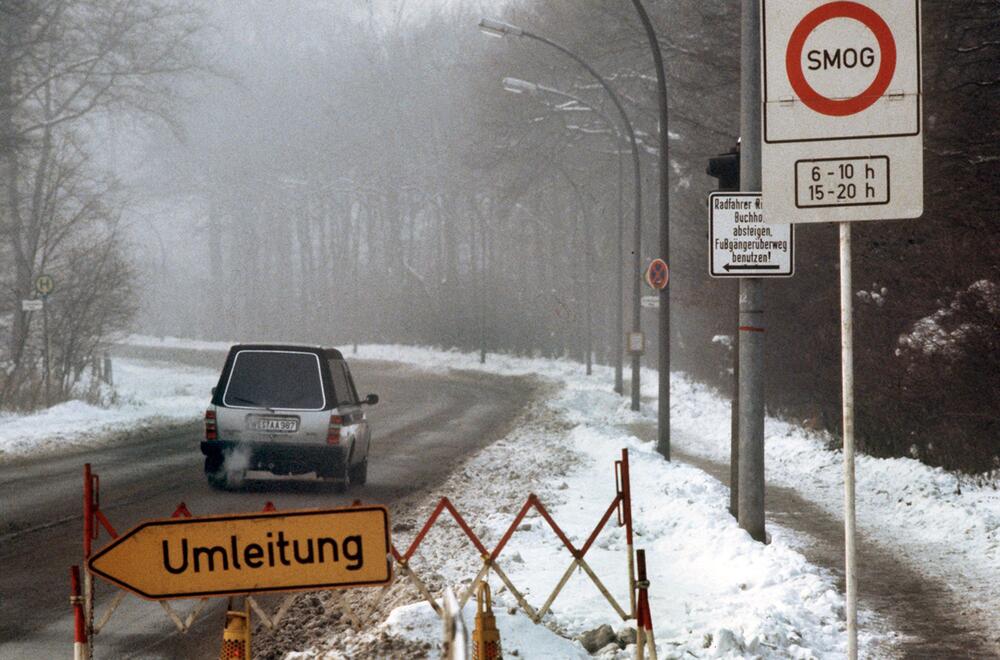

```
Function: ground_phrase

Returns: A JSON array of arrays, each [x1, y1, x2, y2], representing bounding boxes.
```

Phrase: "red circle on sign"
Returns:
[[646, 259, 669, 290], [785, 1, 896, 117]]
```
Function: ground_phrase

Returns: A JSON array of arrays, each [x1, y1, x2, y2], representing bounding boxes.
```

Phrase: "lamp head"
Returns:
[[478, 18, 524, 38], [501, 77, 538, 95]]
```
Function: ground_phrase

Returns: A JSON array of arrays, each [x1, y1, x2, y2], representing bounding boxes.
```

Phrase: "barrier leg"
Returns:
[[70, 566, 87, 660], [82, 464, 95, 660], [620, 449, 636, 618], [634, 549, 656, 660]]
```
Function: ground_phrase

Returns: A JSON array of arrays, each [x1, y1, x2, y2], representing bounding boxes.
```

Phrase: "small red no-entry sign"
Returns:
[[645, 259, 669, 290]]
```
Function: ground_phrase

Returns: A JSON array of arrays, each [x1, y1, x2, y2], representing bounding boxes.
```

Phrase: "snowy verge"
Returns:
[[270, 348, 858, 658], [663, 378, 1000, 654], [116, 336, 1000, 655], [0, 358, 216, 462]]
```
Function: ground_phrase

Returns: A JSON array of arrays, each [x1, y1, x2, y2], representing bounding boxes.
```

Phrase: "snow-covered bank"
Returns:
[[346, 339, 999, 650], [238, 343, 864, 658], [0, 358, 216, 462], [114, 336, 999, 656], [664, 377, 1000, 655]]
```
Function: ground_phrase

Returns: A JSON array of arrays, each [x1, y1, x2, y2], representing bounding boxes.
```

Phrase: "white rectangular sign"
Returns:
[[627, 332, 645, 354], [640, 295, 660, 309], [761, 0, 922, 224], [709, 193, 794, 278], [21, 299, 43, 311]]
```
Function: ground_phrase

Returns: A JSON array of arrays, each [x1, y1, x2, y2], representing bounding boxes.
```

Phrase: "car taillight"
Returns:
[[327, 415, 342, 445], [205, 409, 217, 441]]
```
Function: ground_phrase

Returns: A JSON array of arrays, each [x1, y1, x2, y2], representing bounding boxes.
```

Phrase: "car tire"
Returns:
[[205, 452, 245, 491], [205, 453, 227, 490], [349, 457, 367, 486], [320, 453, 350, 493]]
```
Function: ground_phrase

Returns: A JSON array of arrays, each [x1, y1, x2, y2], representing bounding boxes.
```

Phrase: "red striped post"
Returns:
[[70, 566, 86, 659]]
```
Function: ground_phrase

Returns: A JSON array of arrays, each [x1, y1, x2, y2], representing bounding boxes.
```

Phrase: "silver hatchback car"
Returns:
[[201, 344, 378, 490]]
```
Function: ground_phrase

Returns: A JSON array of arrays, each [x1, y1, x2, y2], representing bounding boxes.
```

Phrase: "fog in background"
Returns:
[[4, 0, 997, 472], [127, 0, 538, 347]]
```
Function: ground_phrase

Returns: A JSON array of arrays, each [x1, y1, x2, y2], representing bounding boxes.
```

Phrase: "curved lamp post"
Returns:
[[628, 0, 672, 459], [481, 18, 644, 410], [502, 76, 628, 388]]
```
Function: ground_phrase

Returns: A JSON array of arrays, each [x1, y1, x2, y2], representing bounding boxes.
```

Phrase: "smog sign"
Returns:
[[88, 506, 392, 600], [761, 0, 922, 224], [710, 193, 793, 278]]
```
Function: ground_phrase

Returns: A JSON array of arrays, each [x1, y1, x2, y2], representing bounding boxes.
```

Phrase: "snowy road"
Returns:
[[0, 356, 537, 659]]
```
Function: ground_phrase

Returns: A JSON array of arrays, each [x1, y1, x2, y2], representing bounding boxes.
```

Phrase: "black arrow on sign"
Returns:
[[723, 263, 781, 271]]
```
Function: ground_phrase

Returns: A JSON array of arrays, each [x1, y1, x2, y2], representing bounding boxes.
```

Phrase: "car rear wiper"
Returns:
[[229, 395, 273, 411]]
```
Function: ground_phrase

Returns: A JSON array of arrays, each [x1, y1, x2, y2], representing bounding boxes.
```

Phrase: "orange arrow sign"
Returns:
[[87, 506, 391, 600]]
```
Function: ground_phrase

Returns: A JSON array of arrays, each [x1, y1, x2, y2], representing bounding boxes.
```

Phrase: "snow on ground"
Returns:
[[0, 358, 216, 462], [122, 334, 233, 353], [335, 339, 1000, 649], [102, 336, 999, 655], [663, 376, 1000, 654], [204, 341, 857, 658]]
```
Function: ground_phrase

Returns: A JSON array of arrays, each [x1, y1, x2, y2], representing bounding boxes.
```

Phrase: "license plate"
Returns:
[[247, 416, 298, 433]]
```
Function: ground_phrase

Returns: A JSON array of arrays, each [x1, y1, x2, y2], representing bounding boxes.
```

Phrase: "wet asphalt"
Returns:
[[0, 355, 536, 659]]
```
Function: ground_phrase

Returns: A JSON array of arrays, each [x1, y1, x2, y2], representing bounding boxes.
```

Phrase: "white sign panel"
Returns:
[[710, 193, 794, 278], [762, 0, 922, 224], [627, 332, 645, 354], [640, 295, 660, 309], [21, 299, 43, 312]]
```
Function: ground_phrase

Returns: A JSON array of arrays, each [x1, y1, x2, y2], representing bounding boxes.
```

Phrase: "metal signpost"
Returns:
[[760, 2, 923, 657], [709, 193, 794, 278], [35, 275, 55, 407], [88, 506, 392, 599]]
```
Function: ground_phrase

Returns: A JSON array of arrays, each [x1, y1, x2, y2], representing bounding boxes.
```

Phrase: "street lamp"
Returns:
[[481, 17, 644, 409], [478, 18, 523, 38], [628, 0, 672, 459], [501, 76, 537, 94], [501, 76, 630, 390]]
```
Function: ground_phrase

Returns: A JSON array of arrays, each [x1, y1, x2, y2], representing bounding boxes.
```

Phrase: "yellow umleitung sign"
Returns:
[[88, 506, 391, 600]]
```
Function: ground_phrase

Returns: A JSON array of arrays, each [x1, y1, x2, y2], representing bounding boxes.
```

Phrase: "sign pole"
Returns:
[[42, 294, 50, 408], [738, 0, 766, 544], [839, 221, 858, 659]]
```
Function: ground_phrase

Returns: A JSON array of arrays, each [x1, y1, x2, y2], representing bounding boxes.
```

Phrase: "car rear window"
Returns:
[[223, 350, 325, 410]]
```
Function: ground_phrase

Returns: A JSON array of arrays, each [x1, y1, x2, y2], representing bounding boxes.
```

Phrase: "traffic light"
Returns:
[[707, 145, 740, 192]]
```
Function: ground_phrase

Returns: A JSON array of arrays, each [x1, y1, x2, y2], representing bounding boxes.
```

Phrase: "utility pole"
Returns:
[[614, 145, 625, 394], [479, 206, 488, 364], [707, 145, 741, 518], [584, 202, 593, 375], [738, 0, 766, 543], [629, 0, 671, 459]]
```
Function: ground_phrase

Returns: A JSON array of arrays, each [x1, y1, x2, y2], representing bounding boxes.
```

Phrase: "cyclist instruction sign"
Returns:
[[761, 0, 922, 224], [710, 193, 793, 278]]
